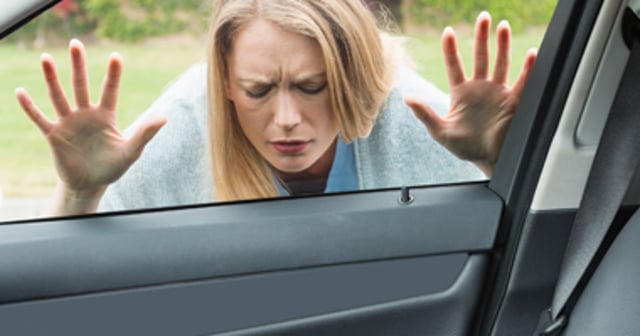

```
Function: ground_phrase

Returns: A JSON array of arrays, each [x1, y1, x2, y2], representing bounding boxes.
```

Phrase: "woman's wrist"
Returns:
[[48, 182, 107, 216], [473, 160, 495, 178]]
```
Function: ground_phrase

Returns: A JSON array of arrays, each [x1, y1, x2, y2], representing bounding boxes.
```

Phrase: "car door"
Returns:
[[0, 0, 616, 335]]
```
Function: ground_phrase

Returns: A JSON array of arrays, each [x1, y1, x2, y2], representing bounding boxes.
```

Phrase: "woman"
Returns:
[[15, 0, 536, 215]]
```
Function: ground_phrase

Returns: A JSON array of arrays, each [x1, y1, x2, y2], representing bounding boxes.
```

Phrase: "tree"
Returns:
[[52, 0, 79, 19]]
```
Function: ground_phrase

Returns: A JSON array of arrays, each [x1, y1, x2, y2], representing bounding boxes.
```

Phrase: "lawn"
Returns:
[[0, 28, 546, 198], [404, 26, 547, 91], [0, 39, 206, 197]]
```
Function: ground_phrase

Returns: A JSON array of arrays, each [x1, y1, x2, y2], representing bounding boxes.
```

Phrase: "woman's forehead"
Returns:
[[230, 18, 318, 51], [227, 19, 326, 78]]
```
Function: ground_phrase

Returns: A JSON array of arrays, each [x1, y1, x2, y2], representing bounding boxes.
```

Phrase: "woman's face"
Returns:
[[225, 19, 339, 177]]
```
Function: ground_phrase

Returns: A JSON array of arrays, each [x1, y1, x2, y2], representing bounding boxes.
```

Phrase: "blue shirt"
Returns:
[[274, 138, 359, 196]]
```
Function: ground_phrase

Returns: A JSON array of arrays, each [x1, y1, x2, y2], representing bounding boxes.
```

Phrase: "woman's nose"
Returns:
[[273, 92, 301, 131]]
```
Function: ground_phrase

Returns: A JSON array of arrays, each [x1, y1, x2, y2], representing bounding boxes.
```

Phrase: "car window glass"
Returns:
[[0, 0, 556, 221]]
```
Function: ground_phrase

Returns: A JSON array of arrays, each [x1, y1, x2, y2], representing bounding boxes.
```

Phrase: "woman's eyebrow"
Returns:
[[295, 72, 327, 82], [236, 71, 326, 85], [236, 76, 272, 85]]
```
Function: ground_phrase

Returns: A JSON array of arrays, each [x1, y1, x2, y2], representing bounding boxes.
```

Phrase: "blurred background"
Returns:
[[0, 0, 556, 220]]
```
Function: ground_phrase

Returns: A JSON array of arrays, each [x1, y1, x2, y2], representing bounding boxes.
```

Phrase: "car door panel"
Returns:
[[0, 183, 500, 335], [0, 255, 487, 336]]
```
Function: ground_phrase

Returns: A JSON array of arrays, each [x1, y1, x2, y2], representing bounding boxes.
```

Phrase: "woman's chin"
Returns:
[[269, 159, 314, 175]]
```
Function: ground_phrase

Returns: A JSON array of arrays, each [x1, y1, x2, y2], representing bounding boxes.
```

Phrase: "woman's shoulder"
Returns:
[[354, 63, 483, 189], [99, 62, 213, 212], [123, 61, 208, 136], [387, 63, 450, 116], [375, 63, 449, 132], [158, 62, 208, 103]]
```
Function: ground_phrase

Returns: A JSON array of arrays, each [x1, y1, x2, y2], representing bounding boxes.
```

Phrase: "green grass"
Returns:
[[0, 27, 546, 197], [0, 40, 205, 197], [404, 26, 547, 92]]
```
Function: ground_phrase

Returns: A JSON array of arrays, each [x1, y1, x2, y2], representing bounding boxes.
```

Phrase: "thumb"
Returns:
[[126, 114, 167, 161], [404, 96, 445, 137]]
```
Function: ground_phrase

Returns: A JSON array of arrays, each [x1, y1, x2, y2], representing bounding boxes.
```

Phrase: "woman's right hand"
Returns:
[[15, 39, 166, 212]]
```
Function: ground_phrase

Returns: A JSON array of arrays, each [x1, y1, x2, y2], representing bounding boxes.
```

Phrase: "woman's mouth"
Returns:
[[272, 141, 310, 155]]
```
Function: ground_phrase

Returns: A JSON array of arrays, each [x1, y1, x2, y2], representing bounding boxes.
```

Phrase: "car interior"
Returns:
[[0, 0, 638, 335]]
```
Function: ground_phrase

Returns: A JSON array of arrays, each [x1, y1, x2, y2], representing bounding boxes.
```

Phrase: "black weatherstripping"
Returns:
[[0, 0, 61, 39]]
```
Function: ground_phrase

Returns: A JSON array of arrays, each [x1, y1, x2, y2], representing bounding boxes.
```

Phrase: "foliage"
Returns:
[[7, 0, 555, 44], [405, 0, 558, 31], [6, 0, 210, 45], [83, 0, 210, 41]]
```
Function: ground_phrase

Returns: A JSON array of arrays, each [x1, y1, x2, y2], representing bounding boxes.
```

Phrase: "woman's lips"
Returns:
[[272, 141, 310, 155]]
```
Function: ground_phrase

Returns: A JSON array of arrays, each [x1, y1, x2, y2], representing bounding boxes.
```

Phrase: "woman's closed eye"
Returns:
[[244, 82, 326, 98], [297, 82, 327, 95], [246, 85, 273, 98]]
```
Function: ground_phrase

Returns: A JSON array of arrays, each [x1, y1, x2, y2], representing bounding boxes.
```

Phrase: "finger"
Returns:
[[41, 53, 73, 117], [99, 52, 123, 111], [404, 96, 445, 137], [473, 11, 492, 80], [15, 87, 54, 134], [69, 39, 92, 109], [493, 20, 512, 85], [511, 49, 538, 98], [442, 27, 466, 86], [125, 114, 167, 161]]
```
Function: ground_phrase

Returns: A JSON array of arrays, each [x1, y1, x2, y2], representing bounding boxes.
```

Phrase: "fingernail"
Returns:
[[69, 38, 83, 49]]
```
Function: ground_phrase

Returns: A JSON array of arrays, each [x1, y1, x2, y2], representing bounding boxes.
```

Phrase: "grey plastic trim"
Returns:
[[531, 0, 627, 210], [576, 0, 640, 146], [218, 255, 488, 336], [490, 210, 575, 336], [0, 254, 486, 336], [0, 183, 502, 304]]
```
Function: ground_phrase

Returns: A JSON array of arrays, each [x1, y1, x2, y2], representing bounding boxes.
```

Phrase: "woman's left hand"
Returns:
[[405, 11, 537, 177]]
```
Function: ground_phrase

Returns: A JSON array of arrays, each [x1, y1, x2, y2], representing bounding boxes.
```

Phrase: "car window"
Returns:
[[0, 0, 556, 222]]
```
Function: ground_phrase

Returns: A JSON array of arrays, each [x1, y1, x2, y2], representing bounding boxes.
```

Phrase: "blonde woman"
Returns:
[[16, 0, 536, 215]]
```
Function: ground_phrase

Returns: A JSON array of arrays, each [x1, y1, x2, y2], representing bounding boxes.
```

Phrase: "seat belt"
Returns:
[[535, 7, 640, 336]]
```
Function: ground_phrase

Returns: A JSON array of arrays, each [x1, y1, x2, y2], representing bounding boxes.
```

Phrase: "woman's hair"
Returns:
[[208, 0, 396, 202]]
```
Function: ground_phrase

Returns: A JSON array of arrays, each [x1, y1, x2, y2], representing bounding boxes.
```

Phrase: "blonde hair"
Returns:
[[208, 0, 396, 202]]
